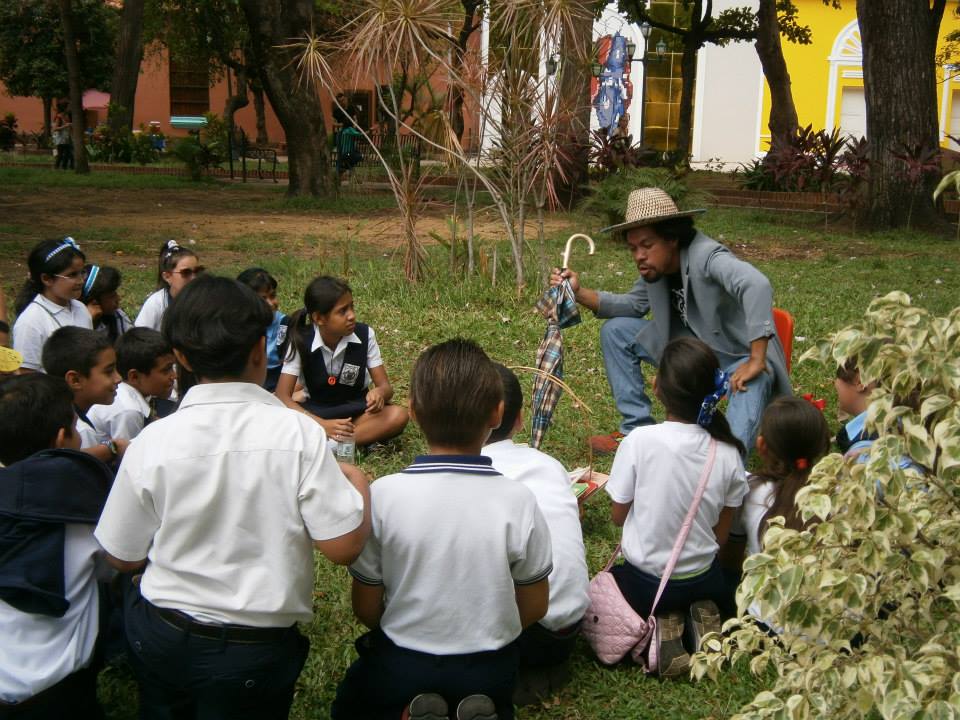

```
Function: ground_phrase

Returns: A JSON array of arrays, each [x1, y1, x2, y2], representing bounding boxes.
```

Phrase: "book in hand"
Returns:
[[569, 467, 609, 504]]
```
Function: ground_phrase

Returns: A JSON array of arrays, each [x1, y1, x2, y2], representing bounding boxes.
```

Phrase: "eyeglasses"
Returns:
[[170, 266, 206, 280], [54, 271, 83, 281]]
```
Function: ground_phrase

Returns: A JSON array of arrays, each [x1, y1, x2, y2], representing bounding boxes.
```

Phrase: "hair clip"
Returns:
[[162, 239, 182, 258], [802, 393, 826, 412], [82, 265, 100, 299], [44, 236, 81, 262], [697, 369, 730, 427], [795, 457, 809, 470]]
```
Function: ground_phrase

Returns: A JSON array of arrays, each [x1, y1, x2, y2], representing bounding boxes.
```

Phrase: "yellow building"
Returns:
[[757, 1, 960, 154]]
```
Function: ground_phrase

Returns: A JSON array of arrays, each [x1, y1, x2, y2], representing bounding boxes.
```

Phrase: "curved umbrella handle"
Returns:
[[562, 233, 596, 270]]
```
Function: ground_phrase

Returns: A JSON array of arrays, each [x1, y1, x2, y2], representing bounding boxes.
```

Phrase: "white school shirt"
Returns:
[[76, 413, 110, 450], [0, 525, 100, 702], [94, 308, 134, 340], [280, 325, 383, 381], [87, 382, 151, 442], [482, 439, 589, 631], [134, 289, 169, 332], [12, 296, 93, 371], [730, 476, 776, 558], [606, 422, 748, 577], [350, 456, 554, 655], [94, 382, 365, 627]]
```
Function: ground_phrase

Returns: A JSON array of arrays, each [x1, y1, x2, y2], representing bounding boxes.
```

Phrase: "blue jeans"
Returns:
[[599, 317, 773, 453]]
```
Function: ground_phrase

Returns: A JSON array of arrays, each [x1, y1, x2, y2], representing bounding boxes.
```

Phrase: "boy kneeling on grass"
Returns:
[[332, 339, 553, 720], [94, 275, 370, 719], [0, 374, 113, 717]]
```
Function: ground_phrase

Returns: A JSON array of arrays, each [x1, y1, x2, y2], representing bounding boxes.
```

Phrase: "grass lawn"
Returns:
[[3, 175, 959, 719]]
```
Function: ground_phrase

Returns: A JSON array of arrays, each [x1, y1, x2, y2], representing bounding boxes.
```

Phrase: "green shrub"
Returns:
[[694, 292, 960, 719], [580, 167, 709, 228]]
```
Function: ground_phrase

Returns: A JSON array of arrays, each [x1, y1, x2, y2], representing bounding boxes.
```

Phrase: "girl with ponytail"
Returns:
[[602, 337, 749, 673], [12, 238, 91, 372]]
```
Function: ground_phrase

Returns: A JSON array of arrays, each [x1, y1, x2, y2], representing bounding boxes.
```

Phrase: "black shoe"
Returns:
[[456, 694, 498, 720], [654, 611, 690, 679], [685, 600, 722, 653], [406, 693, 449, 720]]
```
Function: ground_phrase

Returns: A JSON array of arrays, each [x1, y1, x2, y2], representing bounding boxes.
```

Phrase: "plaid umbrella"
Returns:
[[529, 279, 582, 449]]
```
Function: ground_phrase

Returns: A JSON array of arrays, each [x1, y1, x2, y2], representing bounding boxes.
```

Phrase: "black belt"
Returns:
[[150, 602, 295, 644]]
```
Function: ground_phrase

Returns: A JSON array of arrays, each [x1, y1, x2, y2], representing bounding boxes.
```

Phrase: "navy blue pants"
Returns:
[[610, 557, 736, 620], [331, 629, 518, 720], [0, 665, 102, 720], [123, 584, 308, 720]]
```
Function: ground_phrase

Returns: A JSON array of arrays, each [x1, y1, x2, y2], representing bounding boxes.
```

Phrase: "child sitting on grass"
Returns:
[[94, 275, 370, 719], [834, 357, 878, 459], [82, 264, 133, 344], [482, 364, 588, 706], [276, 275, 408, 448], [87, 328, 176, 442], [604, 337, 748, 678], [721, 395, 831, 624], [134, 240, 203, 332], [332, 339, 553, 720], [0, 374, 113, 717], [12, 238, 91, 373], [41, 326, 127, 466], [237, 267, 286, 392]]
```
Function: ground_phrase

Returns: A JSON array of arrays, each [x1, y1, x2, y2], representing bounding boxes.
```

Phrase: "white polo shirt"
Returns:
[[606, 422, 747, 577], [12, 295, 93, 371], [280, 325, 383, 381], [0, 525, 100, 702], [350, 456, 553, 655], [133, 289, 169, 332], [94, 382, 365, 627], [483, 439, 589, 631], [87, 382, 151, 441], [75, 413, 110, 450]]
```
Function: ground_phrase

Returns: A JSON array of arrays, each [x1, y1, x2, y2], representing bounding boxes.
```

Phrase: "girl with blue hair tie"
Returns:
[[602, 336, 748, 677], [12, 238, 92, 372], [81, 264, 133, 344]]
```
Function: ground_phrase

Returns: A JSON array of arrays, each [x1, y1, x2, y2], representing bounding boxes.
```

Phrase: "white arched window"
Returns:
[[825, 20, 864, 138]]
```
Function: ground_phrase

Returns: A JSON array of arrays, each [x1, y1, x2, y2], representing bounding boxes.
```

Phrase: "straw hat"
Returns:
[[600, 187, 705, 234], [0, 346, 22, 374]]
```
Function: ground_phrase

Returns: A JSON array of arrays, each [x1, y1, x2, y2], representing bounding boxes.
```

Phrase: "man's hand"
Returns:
[[365, 387, 386, 413], [729, 356, 766, 394], [549, 267, 580, 292]]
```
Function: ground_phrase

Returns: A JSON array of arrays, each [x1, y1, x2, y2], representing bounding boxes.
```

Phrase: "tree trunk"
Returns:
[[58, 0, 89, 174], [449, 0, 480, 145], [42, 97, 53, 144], [222, 63, 250, 136], [555, 19, 593, 208], [755, 0, 798, 154], [239, 0, 331, 197], [107, 0, 145, 133], [674, 37, 699, 164], [251, 77, 269, 144], [856, 0, 945, 229]]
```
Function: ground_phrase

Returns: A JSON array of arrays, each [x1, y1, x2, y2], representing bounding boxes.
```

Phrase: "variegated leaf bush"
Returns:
[[692, 292, 960, 719]]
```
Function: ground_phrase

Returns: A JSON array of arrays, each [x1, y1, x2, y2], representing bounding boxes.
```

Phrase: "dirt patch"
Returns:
[[0, 183, 573, 280]]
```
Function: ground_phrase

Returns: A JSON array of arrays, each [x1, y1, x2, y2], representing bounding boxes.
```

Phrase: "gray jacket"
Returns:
[[595, 231, 791, 398]]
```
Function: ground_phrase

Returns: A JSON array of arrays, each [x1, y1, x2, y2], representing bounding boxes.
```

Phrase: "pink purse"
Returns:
[[582, 439, 718, 671]]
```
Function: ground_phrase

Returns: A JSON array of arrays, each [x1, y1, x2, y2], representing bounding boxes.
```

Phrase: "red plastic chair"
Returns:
[[773, 308, 794, 374]]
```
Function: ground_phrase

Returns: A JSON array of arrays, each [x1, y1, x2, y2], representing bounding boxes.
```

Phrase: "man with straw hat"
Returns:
[[551, 187, 790, 455]]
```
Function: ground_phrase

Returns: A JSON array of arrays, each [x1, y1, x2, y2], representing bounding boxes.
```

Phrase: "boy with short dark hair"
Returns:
[[0, 374, 113, 717], [88, 327, 176, 441], [42, 326, 127, 465], [333, 339, 553, 720], [94, 275, 370, 719], [483, 364, 589, 705], [834, 357, 877, 457]]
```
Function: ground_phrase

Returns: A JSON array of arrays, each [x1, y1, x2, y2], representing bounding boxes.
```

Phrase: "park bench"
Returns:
[[230, 127, 278, 183], [331, 129, 422, 175]]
